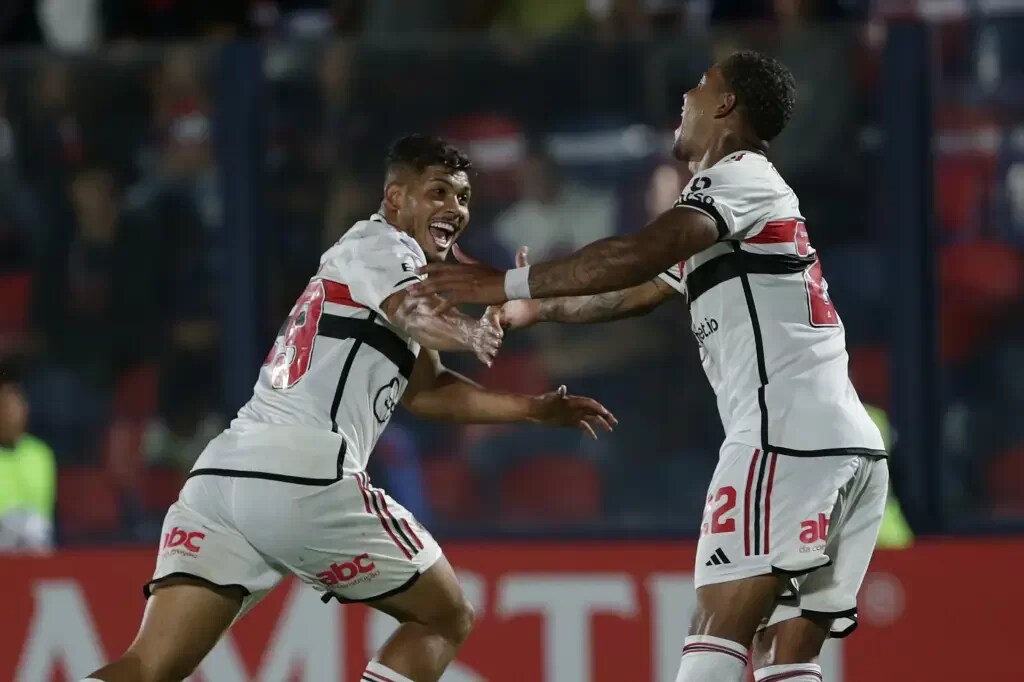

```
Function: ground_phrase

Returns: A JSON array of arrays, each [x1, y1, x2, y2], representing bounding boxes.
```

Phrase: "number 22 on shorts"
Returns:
[[701, 486, 737, 536]]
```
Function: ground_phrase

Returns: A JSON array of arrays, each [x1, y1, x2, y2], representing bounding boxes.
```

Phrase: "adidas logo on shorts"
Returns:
[[705, 548, 731, 566]]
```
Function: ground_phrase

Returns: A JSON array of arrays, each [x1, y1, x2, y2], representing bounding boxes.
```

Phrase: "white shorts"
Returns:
[[147, 471, 442, 618], [694, 442, 889, 637]]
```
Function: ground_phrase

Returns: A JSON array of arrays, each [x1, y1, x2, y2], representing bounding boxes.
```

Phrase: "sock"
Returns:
[[675, 634, 748, 682], [362, 659, 416, 682], [755, 663, 824, 682]]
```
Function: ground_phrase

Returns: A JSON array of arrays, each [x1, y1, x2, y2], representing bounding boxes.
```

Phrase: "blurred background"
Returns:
[[2, 1, 1023, 680], [1, 0, 1023, 547]]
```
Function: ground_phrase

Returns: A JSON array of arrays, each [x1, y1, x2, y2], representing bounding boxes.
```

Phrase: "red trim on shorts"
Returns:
[[401, 518, 425, 550], [758, 670, 823, 682], [375, 489, 418, 558], [355, 472, 373, 514], [320, 279, 366, 308], [358, 473, 413, 560], [763, 452, 778, 553], [681, 643, 748, 665], [363, 671, 399, 682], [743, 449, 761, 556]]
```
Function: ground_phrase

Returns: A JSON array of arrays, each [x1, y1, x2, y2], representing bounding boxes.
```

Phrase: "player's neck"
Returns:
[[689, 133, 766, 173]]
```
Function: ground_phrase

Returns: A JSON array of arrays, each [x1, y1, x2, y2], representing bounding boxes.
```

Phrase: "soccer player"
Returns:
[[83, 135, 615, 682], [413, 53, 889, 682]]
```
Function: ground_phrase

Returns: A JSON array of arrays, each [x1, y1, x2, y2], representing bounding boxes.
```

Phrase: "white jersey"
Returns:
[[191, 214, 425, 482], [658, 152, 885, 457]]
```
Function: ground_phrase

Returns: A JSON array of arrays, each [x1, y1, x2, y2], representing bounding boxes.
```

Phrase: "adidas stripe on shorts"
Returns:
[[694, 440, 889, 637]]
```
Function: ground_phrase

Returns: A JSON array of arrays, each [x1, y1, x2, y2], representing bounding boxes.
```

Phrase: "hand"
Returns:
[[451, 245, 541, 329], [493, 247, 542, 329], [532, 385, 618, 440], [412, 247, 509, 306], [469, 305, 503, 367]]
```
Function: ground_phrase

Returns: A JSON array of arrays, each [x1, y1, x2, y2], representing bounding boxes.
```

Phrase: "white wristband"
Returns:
[[504, 266, 532, 300]]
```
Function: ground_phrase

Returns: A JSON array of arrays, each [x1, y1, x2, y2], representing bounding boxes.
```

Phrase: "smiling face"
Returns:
[[386, 164, 471, 262]]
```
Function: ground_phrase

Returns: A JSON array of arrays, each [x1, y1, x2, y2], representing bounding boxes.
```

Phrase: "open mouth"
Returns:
[[428, 219, 458, 250]]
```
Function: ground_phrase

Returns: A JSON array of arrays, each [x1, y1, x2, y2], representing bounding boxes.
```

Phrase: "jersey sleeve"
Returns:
[[330, 226, 426, 317], [673, 160, 774, 241], [657, 262, 686, 295]]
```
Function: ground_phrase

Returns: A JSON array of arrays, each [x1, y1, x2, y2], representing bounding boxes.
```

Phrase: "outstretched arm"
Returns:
[[383, 290, 502, 366], [412, 207, 717, 305], [495, 247, 681, 327], [401, 348, 617, 439]]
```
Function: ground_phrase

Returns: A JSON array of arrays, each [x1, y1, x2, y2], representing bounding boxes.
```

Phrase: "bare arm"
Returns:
[[526, 207, 718, 298], [533, 277, 679, 324], [413, 207, 718, 306], [383, 289, 502, 365], [401, 349, 616, 437]]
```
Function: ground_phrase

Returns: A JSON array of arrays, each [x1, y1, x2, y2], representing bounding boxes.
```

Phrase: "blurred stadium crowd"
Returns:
[[0, 1, 1022, 548]]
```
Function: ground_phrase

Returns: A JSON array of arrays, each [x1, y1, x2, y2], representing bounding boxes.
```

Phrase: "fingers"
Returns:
[[579, 420, 598, 440], [569, 396, 617, 426], [515, 246, 530, 268], [483, 305, 502, 328], [585, 413, 614, 434], [452, 244, 479, 265], [430, 297, 456, 316]]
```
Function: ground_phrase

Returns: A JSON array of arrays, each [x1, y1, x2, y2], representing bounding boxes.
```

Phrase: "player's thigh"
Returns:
[[125, 578, 244, 681], [235, 472, 445, 605], [761, 456, 889, 647]]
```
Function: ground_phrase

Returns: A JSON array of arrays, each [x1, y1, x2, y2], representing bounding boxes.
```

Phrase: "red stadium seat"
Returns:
[[498, 455, 602, 523], [422, 455, 481, 521], [986, 448, 1024, 515], [57, 467, 120, 536], [848, 346, 890, 411], [102, 418, 147, 488], [0, 271, 32, 331], [470, 351, 550, 396], [139, 467, 186, 514], [112, 364, 160, 419]]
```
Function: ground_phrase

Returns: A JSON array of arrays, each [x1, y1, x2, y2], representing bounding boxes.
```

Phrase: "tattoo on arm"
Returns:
[[386, 292, 477, 352], [526, 207, 718, 298], [536, 279, 677, 324]]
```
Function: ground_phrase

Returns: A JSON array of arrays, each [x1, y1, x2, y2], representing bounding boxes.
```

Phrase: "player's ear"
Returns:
[[384, 181, 405, 214], [715, 91, 737, 119]]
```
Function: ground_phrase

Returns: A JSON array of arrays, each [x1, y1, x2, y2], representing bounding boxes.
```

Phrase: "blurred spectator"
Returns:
[[27, 162, 156, 462], [493, 149, 617, 261], [0, 358, 56, 551]]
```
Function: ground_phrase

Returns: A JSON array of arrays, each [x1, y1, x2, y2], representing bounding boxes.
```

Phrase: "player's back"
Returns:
[[660, 153, 884, 456], [196, 215, 424, 481]]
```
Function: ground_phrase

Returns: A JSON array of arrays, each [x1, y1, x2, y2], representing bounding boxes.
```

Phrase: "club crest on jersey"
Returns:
[[373, 377, 401, 424], [692, 317, 719, 345]]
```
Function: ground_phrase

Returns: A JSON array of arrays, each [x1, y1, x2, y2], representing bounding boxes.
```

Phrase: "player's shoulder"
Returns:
[[327, 214, 424, 260], [690, 152, 791, 202]]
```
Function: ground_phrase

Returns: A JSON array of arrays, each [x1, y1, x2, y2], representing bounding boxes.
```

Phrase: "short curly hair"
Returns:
[[385, 134, 472, 175], [719, 51, 796, 142]]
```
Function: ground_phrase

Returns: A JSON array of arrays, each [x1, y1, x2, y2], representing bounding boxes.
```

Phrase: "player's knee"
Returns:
[[437, 596, 475, 646], [117, 645, 200, 682]]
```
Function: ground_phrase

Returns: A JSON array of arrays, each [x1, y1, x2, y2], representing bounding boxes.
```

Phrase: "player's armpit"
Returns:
[[526, 206, 719, 298], [534, 277, 678, 325], [382, 289, 502, 366]]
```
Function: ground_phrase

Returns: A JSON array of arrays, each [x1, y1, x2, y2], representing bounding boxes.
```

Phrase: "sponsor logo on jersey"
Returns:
[[161, 527, 205, 556], [373, 377, 401, 424], [691, 317, 719, 345], [316, 553, 380, 587], [799, 512, 830, 553]]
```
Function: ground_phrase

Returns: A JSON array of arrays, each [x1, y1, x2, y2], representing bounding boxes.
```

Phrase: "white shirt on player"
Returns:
[[659, 152, 885, 456], [191, 214, 425, 481]]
